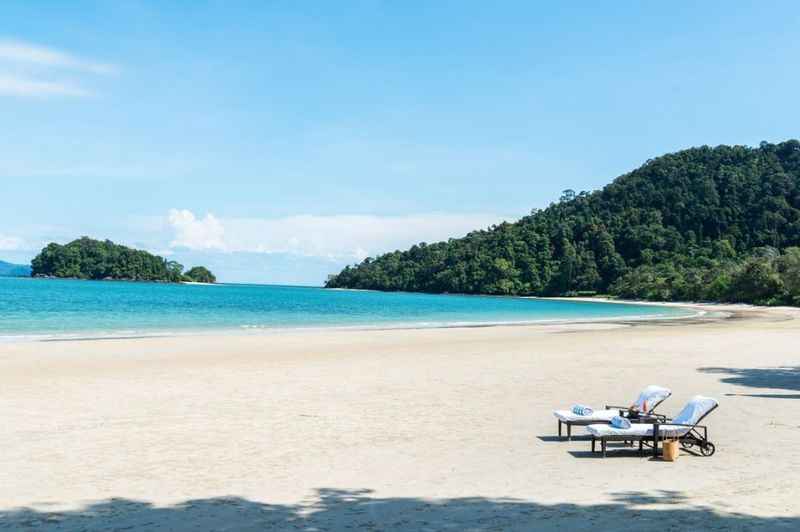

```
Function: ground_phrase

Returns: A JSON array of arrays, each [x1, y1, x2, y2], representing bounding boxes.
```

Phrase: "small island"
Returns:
[[30, 237, 216, 283]]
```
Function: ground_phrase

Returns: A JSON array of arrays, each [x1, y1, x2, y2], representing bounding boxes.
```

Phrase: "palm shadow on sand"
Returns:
[[699, 366, 800, 399], [2, 488, 797, 531]]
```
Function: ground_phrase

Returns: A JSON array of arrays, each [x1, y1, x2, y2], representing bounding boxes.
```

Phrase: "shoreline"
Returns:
[[0, 299, 710, 344], [4, 296, 797, 345]]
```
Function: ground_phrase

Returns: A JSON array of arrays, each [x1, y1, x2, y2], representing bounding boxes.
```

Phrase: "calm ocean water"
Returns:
[[0, 277, 692, 340]]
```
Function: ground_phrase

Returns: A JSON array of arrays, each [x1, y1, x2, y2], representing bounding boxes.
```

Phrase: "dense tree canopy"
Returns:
[[183, 266, 217, 284], [326, 140, 800, 306], [31, 237, 216, 283]]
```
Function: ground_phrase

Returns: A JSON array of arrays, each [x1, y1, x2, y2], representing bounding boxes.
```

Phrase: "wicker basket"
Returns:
[[663, 439, 680, 461]]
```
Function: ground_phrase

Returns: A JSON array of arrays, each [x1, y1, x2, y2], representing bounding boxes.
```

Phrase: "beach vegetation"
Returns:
[[326, 140, 800, 306], [183, 266, 217, 284]]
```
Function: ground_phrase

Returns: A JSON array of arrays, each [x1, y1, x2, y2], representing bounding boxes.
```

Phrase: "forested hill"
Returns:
[[0, 260, 30, 277], [326, 140, 800, 305], [31, 237, 216, 283]]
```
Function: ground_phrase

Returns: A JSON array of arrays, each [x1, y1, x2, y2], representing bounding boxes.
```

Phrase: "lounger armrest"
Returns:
[[604, 406, 665, 420], [660, 422, 707, 429]]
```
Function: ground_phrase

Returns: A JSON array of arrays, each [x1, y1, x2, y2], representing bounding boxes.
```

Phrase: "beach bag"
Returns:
[[662, 439, 679, 461]]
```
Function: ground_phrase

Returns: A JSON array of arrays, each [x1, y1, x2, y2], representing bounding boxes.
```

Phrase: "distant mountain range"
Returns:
[[0, 260, 31, 277]]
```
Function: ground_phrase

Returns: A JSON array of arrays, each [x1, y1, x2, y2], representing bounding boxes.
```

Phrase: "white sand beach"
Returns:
[[1, 304, 799, 530]]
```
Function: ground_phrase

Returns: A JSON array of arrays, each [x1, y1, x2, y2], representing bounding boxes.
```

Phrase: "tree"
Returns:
[[166, 261, 185, 283], [183, 266, 217, 284], [776, 247, 800, 303], [728, 257, 784, 304], [560, 189, 576, 202]]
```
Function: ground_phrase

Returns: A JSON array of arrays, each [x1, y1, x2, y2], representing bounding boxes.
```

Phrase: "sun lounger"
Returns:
[[552, 385, 672, 440], [585, 395, 719, 457]]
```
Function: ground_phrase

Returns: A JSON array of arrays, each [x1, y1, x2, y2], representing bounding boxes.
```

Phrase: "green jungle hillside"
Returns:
[[326, 141, 800, 305]]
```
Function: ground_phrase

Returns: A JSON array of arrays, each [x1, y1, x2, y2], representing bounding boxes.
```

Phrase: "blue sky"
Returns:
[[2, 2, 799, 284]]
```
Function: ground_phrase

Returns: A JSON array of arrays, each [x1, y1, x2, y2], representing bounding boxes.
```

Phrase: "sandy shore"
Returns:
[[1, 303, 799, 530]]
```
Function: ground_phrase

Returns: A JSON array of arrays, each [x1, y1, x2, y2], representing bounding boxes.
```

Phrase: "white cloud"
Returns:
[[168, 209, 226, 251], [0, 234, 25, 251], [166, 209, 509, 261], [0, 38, 118, 98], [0, 75, 90, 97], [0, 39, 118, 75]]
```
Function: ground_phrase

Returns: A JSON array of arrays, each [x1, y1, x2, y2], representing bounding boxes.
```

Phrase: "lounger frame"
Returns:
[[590, 404, 719, 458], [557, 392, 671, 441]]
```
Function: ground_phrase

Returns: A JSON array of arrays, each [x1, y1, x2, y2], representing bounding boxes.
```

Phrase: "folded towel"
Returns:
[[572, 404, 594, 416], [611, 415, 631, 429]]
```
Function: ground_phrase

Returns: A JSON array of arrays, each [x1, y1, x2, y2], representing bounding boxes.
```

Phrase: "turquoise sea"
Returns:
[[0, 277, 693, 340]]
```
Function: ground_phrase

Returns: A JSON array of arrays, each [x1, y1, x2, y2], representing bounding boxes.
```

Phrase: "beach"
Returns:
[[1, 304, 799, 530]]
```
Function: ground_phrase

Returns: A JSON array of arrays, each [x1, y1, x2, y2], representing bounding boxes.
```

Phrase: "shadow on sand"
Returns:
[[699, 366, 800, 399], [1, 488, 797, 531]]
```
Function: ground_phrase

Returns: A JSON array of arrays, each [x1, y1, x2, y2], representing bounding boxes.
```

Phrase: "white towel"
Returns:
[[572, 404, 594, 416], [611, 415, 631, 429]]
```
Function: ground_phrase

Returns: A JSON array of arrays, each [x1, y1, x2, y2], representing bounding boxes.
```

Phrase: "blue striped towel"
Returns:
[[572, 404, 594, 416], [611, 415, 631, 429]]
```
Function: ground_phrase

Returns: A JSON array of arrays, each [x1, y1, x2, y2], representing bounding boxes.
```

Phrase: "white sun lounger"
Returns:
[[585, 395, 719, 457], [553, 385, 672, 440]]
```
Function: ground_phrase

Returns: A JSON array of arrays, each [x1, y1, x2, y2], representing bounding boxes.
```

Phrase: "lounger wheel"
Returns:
[[680, 440, 694, 450], [700, 442, 716, 457]]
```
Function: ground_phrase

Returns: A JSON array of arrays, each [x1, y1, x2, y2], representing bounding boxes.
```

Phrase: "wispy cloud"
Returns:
[[166, 209, 510, 261], [0, 38, 118, 98], [0, 39, 118, 75], [0, 75, 90, 97]]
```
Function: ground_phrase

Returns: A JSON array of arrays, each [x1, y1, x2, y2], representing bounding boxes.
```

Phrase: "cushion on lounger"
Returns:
[[585, 422, 654, 437], [633, 385, 672, 412], [553, 409, 619, 423], [585, 423, 692, 438], [671, 396, 718, 425]]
